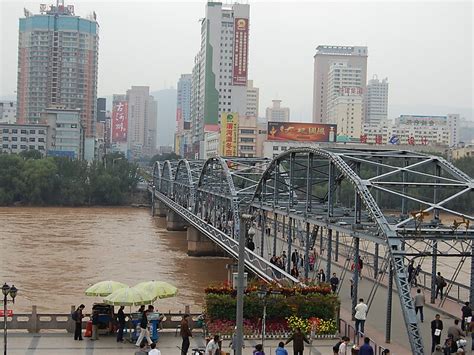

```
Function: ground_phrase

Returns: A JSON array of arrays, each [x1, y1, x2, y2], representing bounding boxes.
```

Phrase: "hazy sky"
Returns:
[[1, 0, 472, 121]]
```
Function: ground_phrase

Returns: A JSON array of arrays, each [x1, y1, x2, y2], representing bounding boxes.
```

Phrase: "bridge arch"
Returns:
[[174, 159, 195, 210], [152, 161, 162, 191], [195, 156, 241, 238], [160, 160, 174, 197]]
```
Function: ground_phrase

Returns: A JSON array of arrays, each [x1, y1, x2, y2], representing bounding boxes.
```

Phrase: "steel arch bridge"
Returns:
[[150, 148, 474, 355]]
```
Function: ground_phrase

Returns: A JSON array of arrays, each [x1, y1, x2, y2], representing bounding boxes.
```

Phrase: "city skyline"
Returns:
[[0, 0, 472, 121]]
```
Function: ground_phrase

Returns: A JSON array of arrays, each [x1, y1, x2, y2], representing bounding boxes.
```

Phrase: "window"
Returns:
[[2, 129, 8, 133], [38, 130, 45, 134], [2, 144, 8, 148], [12, 145, 17, 149], [21, 130, 27, 134], [21, 137, 27, 142], [273, 146, 279, 151], [12, 137, 17, 141], [20, 145, 27, 150], [38, 138, 45, 142], [240, 129, 254, 134], [29, 129, 36, 134], [12, 129, 18, 134], [241, 137, 254, 143], [38, 146, 44, 150], [29, 137, 35, 142]]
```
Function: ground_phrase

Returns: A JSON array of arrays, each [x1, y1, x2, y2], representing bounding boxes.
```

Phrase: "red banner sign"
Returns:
[[267, 122, 337, 142], [0, 310, 13, 317], [232, 18, 249, 86], [112, 101, 128, 143]]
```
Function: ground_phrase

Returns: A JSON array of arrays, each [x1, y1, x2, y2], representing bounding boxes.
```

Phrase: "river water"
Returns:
[[0, 207, 230, 314]]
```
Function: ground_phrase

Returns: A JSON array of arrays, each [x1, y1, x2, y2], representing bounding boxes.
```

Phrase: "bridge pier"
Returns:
[[166, 210, 187, 231], [153, 200, 167, 217], [187, 226, 226, 257]]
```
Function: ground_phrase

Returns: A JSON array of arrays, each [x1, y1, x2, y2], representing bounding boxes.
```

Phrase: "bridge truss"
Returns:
[[151, 148, 473, 355]]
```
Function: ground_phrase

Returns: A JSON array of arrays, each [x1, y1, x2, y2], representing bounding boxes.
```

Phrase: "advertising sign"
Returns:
[[112, 101, 128, 143], [340, 87, 362, 95], [232, 18, 249, 86], [220, 113, 239, 156], [267, 122, 337, 142]]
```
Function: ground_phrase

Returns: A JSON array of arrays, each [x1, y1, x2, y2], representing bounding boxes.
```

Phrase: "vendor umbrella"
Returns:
[[133, 281, 178, 299], [103, 287, 157, 306], [85, 280, 128, 297]]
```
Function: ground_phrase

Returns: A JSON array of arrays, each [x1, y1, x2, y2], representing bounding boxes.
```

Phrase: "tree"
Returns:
[[0, 154, 25, 205], [149, 152, 181, 165]]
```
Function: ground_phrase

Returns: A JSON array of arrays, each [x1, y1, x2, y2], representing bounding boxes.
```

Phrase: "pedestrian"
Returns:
[[291, 250, 299, 266], [317, 269, 326, 283], [381, 349, 390, 355], [180, 314, 192, 355], [137, 305, 145, 313], [354, 298, 368, 334], [135, 309, 153, 347], [414, 265, 422, 287], [309, 254, 315, 271], [337, 336, 350, 355], [460, 301, 472, 331], [72, 304, 85, 341], [432, 344, 443, 355], [247, 238, 255, 252], [469, 320, 474, 351], [359, 337, 374, 355], [330, 273, 339, 293], [350, 278, 354, 298], [229, 327, 244, 354], [435, 272, 447, 300], [358, 257, 364, 279], [407, 260, 415, 286], [285, 327, 310, 355], [116, 306, 126, 342], [290, 264, 299, 278], [447, 319, 465, 343], [414, 288, 425, 322], [281, 251, 287, 265], [253, 344, 265, 355], [205, 334, 220, 355], [135, 340, 149, 355], [148, 342, 161, 355], [431, 314, 444, 353], [91, 309, 99, 341], [275, 341, 289, 355]]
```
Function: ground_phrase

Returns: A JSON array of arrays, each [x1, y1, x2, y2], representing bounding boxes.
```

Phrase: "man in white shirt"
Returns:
[[148, 342, 161, 355], [354, 298, 368, 334], [206, 334, 220, 355]]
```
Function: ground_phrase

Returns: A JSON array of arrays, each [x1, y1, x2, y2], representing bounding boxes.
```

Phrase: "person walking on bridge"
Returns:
[[180, 314, 192, 355], [460, 301, 472, 331], [354, 298, 368, 334], [447, 319, 465, 344], [72, 304, 85, 341], [435, 272, 447, 300], [430, 314, 443, 353], [135, 309, 153, 347], [414, 288, 425, 322], [330, 273, 339, 293]]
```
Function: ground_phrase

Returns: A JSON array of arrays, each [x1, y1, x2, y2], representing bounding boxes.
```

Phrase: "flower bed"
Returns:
[[204, 280, 339, 337]]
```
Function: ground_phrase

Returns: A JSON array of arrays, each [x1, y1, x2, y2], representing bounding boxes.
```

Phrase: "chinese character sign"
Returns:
[[112, 101, 128, 143], [232, 18, 249, 86], [267, 122, 337, 142], [220, 113, 239, 156]]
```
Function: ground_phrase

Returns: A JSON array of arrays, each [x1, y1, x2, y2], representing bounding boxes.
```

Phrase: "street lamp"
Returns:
[[2, 283, 18, 355], [257, 285, 268, 348], [236, 213, 254, 355]]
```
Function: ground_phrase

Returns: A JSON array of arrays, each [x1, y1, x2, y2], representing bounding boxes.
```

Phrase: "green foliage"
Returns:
[[205, 292, 339, 322], [149, 152, 181, 165], [0, 153, 140, 206]]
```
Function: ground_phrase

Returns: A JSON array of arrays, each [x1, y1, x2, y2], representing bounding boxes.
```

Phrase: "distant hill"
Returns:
[[151, 88, 177, 147]]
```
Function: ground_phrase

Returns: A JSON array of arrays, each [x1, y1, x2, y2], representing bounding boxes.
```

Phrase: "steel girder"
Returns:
[[160, 160, 176, 197], [152, 161, 162, 191], [173, 159, 205, 210]]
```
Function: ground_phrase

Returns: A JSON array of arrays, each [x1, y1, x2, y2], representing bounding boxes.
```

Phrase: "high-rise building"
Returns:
[[265, 100, 290, 122], [126, 86, 157, 158], [17, 2, 99, 139], [97, 98, 106, 122], [312, 45, 368, 123], [191, 1, 250, 158], [246, 80, 259, 117], [175, 74, 192, 157], [366, 76, 389, 125]]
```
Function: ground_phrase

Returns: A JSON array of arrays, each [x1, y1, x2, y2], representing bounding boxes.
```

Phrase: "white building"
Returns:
[[246, 80, 259, 117], [175, 74, 193, 157], [312, 45, 368, 123], [265, 100, 290, 122], [0, 101, 16, 124], [191, 2, 250, 158], [204, 131, 219, 159], [362, 114, 460, 146], [0, 122, 49, 155], [331, 95, 363, 139], [366, 76, 389, 125]]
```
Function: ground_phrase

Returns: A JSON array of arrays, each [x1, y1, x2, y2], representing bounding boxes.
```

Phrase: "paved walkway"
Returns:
[[253, 228, 472, 354], [0, 331, 338, 355]]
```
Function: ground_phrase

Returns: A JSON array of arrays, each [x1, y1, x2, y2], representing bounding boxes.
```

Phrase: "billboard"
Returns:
[[220, 113, 239, 156], [232, 18, 249, 86], [112, 101, 128, 143], [267, 122, 337, 142]]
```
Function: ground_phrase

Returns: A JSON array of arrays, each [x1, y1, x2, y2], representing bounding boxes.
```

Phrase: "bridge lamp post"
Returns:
[[257, 285, 268, 348], [2, 283, 17, 355], [236, 213, 254, 355]]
